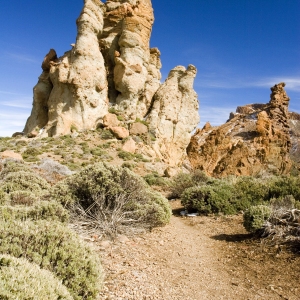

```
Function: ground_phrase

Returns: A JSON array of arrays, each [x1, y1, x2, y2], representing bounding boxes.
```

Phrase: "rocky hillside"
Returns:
[[23, 0, 199, 168], [187, 82, 294, 177]]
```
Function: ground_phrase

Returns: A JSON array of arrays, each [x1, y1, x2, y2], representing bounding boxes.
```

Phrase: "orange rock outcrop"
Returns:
[[187, 83, 292, 177]]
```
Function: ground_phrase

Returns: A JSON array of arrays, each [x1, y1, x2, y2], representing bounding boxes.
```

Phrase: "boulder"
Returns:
[[12, 132, 25, 138], [103, 113, 120, 128], [130, 122, 148, 135], [27, 131, 38, 138], [122, 137, 136, 153], [110, 126, 129, 139], [0, 151, 23, 161]]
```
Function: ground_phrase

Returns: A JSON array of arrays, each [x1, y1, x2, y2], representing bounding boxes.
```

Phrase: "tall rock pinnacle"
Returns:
[[23, 0, 200, 167]]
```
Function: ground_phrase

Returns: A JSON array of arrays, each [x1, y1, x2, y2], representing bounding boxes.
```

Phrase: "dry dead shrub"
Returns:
[[9, 190, 38, 206], [51, 163, 171, 238]]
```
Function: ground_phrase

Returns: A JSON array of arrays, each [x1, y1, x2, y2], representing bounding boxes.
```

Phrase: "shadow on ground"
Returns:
[[211, 233, 253, 242]]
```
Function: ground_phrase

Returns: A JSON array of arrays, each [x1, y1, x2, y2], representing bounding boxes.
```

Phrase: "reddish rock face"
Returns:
[[187, 83, 292, 177]]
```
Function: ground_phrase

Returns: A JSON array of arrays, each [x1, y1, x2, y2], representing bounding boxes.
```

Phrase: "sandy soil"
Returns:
[[96, 201, 300, 300]]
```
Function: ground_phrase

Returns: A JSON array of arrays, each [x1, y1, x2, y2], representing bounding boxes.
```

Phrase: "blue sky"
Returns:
[[0, 0, 299, 137]]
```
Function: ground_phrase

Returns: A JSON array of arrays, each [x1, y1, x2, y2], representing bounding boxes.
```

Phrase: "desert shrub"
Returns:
[[181, 182, 235, 215], [0, 160, 32, 180], [91, 148, 107, 157], [101, 129, 114, 140], [232, 176, 269, 211], [270, 195, 296, 210], [118, 150, 134, 161], [15, 140, 27, 147], [0, 201, 69, 223], [170, 170, 211, 198], [121, 162, 135, 170], [108, 106, 119, 115], [144, 172, 167, 186], [243, 205, 272, 232], [22, 147, 41, 162], [0, 254, 73, 300], [9, 190, 38, 206], [50, 163, 171, 235], [0, 219, 103, 300], [0, 171, 50, 196], [62, 135, 76, 147], [268, 176, 300, 200], [102, 142, 112, 149], [0, 190, 8, 205]]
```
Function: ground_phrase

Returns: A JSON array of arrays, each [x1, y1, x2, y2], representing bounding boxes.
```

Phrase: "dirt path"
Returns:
[[97, 202, 300, 300]]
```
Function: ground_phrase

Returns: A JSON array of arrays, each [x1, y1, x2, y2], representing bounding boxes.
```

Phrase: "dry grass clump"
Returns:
[[0, 254, 73, 300], [0, 219, 103, 300], [9, 190, 38, 206], [50, 163, 171, 237]]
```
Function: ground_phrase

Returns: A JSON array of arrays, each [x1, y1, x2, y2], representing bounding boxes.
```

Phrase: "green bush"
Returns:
[[243, 205, 272, 232], [0, 171, 50, 196], [22, 147, 41, 162], [232, 176, 269, 211], [118, 150, 134, 161], [121, 162, 135, 170], [0, 254, 73, 300], [101, 129, 114, 140], [91, 148, 107, 157], [0, 219, 103, 300], [181, 182, 235, 215], [144, 172, 167, 186], [269, 176, 300, 200], [0, 201, 69, 223], [0, 160, 32, 180], [0, 190, 8, 205], [50, 163, 171, 234], [170, 170, 211, 198]]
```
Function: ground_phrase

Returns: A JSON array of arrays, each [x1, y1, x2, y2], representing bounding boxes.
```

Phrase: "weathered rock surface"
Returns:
[[110, 126, 129, 139], [23, 0, 200, 168], [0, 150, 23, 161], [130, 122, 148, 135], [24, 0, 108, 136], [187, 83, 292, 177], [99, 0, 161, 119], [103, 113, 120, 128], [147, 65, 200, 166], [289, 111, 300, 168]]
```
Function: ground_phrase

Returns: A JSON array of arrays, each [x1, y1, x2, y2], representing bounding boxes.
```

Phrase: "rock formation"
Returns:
[[23, 0, 200, 168], [147, 65, 200, 166], [99, 0, 162, 119], [25, 0, 108, 136], [187, 83, 292, 177], [289, 111, 300, 168]]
